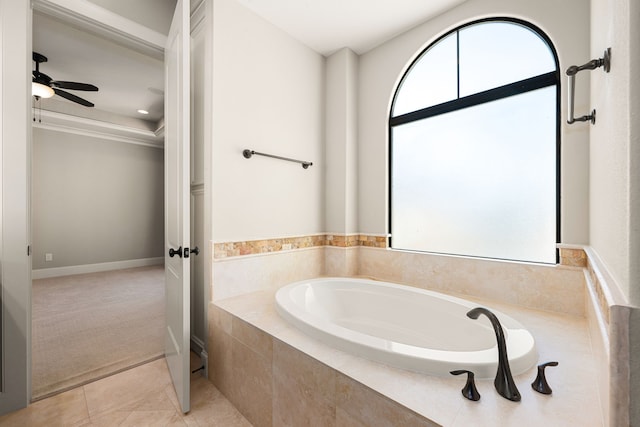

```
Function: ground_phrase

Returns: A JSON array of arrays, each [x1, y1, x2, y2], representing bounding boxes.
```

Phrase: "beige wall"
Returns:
[[32, 127, 164, 270]]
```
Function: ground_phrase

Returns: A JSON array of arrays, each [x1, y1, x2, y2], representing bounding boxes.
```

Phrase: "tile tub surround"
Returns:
[[582, 246, 640, 427], [213, 236, 586, 315], [357, 247, 586, 316], [212, 247, 326, 300], [208, 290, 603, 427], [213, 245, 586, 319], [209, 239, 635, 423]]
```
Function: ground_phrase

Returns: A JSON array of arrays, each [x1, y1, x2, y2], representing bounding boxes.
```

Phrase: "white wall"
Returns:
[[590, 0, 639, 306], [86, 0, 177, 34], [32, 127, 164, 270], [211, 0, 325, 243], [325, 48, 358, 235], [590, 0, 640, 423], [357, 0, 591, 245]]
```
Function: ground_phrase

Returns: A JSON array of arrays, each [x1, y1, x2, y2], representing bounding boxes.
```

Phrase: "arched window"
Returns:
[[389, 19, 560, 264]]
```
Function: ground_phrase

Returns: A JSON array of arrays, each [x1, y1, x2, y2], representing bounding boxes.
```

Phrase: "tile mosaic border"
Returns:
[[213, 234, 388, 259], [558, 247, 588, 268], [559, 246, 616, 326], [216, 237, 587, 263]]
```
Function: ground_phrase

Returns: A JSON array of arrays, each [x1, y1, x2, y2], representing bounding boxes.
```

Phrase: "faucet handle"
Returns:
[[451, 370, 481, 401], [531, 361, 559, 394]]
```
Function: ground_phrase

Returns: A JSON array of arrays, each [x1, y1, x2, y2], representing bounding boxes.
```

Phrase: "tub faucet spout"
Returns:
[[467, 307, 521, 402]]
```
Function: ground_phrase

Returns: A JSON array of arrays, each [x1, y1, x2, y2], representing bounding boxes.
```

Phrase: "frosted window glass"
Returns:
[[392, 33, 457, 117], [459, 22, 556, 97], [391, 87, 556, 264]]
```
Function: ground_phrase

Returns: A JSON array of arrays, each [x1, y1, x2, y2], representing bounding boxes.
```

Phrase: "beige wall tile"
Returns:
[[609, 305, 632, 427], [584, 277, 610, 424], [212, 248, 325, 300], [335, 407, 368, 427], [273, 339, 336, 403], [325, 246, 359, 277], [232, 317, 273, 361], [513, 267, 585, 316], [336, 374, 438, 427], [187, 386, 252, 427], [209, 303, 233, 334], [231, 340, 273, 427], [272, 374, 336, 427], [208, 328, 233, 399], [358, 247, 586, 316]]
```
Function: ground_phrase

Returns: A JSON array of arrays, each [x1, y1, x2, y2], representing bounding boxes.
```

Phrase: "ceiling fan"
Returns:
[[32, 52, 98, 107]]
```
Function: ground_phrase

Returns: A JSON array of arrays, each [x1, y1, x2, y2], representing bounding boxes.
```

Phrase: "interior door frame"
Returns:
[[0, 0, 211, 413], [0, 0, 32, 415], [189, 0, 212, 372]]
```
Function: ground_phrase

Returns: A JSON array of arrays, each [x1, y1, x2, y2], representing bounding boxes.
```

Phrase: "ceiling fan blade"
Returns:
[[54, 88, 94, 107], [51, 81, 98, 91]]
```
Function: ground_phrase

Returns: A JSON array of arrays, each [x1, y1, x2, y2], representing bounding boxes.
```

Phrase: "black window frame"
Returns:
[[388, 17, 561, 264]]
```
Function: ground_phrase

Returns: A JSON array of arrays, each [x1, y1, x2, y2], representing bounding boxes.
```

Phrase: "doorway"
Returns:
[[30, 7, 168, 399]]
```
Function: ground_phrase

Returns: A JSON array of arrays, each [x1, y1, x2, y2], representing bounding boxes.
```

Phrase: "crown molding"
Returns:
[[32, 0, 166, 59], [33, 110, 164, 149]]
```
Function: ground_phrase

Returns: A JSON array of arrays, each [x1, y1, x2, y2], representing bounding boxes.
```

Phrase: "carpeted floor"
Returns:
[[31, 265, 165, 400]]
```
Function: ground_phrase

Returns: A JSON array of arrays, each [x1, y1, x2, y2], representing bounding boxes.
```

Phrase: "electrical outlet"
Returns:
[[45, 253, 53, 262]]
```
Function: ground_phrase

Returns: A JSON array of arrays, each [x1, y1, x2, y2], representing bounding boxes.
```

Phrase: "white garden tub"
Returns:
[[275, 277, 537, 379]]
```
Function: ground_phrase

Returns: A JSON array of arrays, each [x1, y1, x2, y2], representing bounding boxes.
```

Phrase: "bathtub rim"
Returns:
[[275, 276, 538, 379]]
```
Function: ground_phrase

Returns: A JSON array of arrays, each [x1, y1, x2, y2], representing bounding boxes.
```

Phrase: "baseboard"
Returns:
[[32, 257, 164, 279], [200, 349, 209, 378], [190, 336, 208, 377], [190, 336, 205, 355]]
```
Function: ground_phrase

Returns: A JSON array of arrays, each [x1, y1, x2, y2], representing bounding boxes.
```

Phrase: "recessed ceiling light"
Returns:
[[137, 109, 149, 115]]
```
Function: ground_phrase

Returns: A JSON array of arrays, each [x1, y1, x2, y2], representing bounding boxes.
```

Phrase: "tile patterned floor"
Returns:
[[0, 353, 252, 426]]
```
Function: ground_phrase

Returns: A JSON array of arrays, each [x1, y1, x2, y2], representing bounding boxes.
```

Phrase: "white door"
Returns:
[[165, 0, 191, 413]]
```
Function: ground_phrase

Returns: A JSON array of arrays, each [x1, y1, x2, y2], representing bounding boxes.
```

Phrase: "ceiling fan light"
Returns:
[[32, 82, 54, 99]]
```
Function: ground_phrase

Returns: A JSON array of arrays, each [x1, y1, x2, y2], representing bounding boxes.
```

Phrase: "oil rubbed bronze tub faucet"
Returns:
[[467, 307, 521, 402]]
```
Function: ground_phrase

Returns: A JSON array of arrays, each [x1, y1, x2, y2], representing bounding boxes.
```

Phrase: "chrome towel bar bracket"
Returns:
[[566, 48, 611, 125], [243, 149, 313, 169]]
